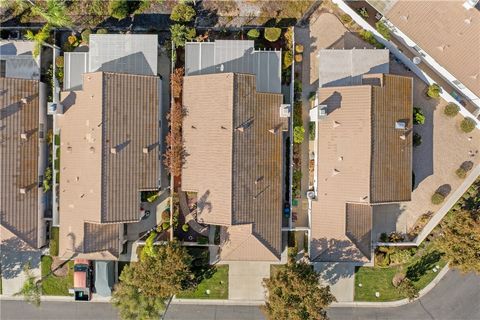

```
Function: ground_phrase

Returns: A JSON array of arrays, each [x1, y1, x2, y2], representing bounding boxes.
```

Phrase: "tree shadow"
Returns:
[[436, 184, 452, 197], [0, 236, 40, 279], [406, 251, 442, 281], [315, 261, 356, 286]]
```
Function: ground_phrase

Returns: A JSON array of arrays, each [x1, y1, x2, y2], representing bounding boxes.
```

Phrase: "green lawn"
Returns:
[[41, 256, 74, 296], [355, 252, 447, 302], [176, 265, 228, 299], [50, 227, 59, 256]]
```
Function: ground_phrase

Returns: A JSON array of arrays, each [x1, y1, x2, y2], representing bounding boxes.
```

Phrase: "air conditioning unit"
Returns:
[[280, 104, 291, 118]]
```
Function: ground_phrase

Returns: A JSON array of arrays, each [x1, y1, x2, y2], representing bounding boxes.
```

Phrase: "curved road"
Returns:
[[1, 270, 479, 320]]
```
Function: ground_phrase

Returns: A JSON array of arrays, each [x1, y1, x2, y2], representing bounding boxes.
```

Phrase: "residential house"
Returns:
[[0, 40, 48, 249], [368, 0, 480, 114], [182, 40, 288, 262], [56, 35, 162, 260], [308, 49, 413, 262]]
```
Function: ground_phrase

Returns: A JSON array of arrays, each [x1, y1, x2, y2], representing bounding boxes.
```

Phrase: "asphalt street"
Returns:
[[1, 270, 479, 320]]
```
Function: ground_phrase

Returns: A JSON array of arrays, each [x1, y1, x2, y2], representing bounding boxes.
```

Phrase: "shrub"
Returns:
[[283, 50, 293, 70], [413, 132, 422, 147], [264, 27, 281, 42], [170, 24, 196, 48], [142, 231, 157, 257], [292, 169, 302, 198], [147, 193, 159, 203], [444, 103, 459, 117], [170, 3, 196, 23], [413, 107, 425, 125], [460, 117, 476, 133], [55, 56, 64, 68], [247, 28, 259, 39], [161, 210, 170, 221], [197, 236, 209, 245], [182, 224, 189, 232], [340, 14, 352, 24], [309, 122, 315, 141], [161, 221, 170, 230], [388, 232, 404, 243], [431, 192, 445, 205], [427, 83, 441, 98], [284, 27, 293, 49], [295, 54, 303, 63], [50, 227, 59, 256], [308, 91, 316, 102], [379, 232, 388, 242], [81, 28, 91, 44], [108, 0, 129, 20], [293, 126, 305, 144], [96, 28, 108, 34], [67, 35, 78, 45], [456, 168, 467, 179], [359, 29, 384, 49], [375, 21, 391, 40], [358, 7, 369, 18], [392, 273, 405, 287], [397, 279, 419, 301], [295, 44, 304, 53]]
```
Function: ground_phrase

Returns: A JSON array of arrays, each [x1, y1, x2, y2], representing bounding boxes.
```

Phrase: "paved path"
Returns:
[[314, 262, 355, 302], [227, 262, 270, 301]]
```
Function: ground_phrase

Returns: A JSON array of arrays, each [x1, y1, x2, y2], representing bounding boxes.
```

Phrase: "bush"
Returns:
[[375, 21, 391, 40], [50, 227, 59, 256], [170, 24, 196, 48], [413, 132, 422, 147], [340, 14, 352, 24], [170, 3, 196, 23], [81, 28, 91, 44], [397, 279, 419, 301], [392, 273, 405, 287], [161, 221, 170, 230], [379, 232, 388, 242], [197, 236, 209, 245], [358, 7, 369, 18], [444, 103, 459, 117], [431, 192, 445, 205], [147, 193, 159, 203], [309, 122, 315, 141], [264, 27, 281, 42], [295, 44, 304, 53], [292, 169, 302, 198], [413, 107, 425, 125], [456, 168, 467, 179], [283, 50, 293, 70], [388, 232, 404, 243], [359, 29, 384, 49], [67, 35, 78, 45], [161, 210, 170, 221], [108, 0, 129, 20], [295, 54, 303, 63], [182, 224, 189, 232], [308, 91, 316, 102], [96, 28, 108, 34], [427, 83, 441, 98], [54, 56, 64, 68], [247, 29, 259, 39], [460, 117, 476, 133], [293, 126, 305, 144]]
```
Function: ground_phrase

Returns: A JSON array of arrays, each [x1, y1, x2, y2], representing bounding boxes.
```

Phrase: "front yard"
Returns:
[[41, 256, 73, 296], [176, 247, 228, 299]]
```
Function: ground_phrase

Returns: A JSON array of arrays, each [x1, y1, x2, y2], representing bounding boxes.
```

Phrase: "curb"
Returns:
[[331, 264, 450, 308], [171, 298, 264, 306], [0, 295, 111, 303]]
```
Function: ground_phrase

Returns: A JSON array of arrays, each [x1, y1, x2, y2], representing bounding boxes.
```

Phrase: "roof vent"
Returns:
[[332, 168, 340, 176], [464, 17, 472, 24], [333, 121, 340, 128], [110, 147, 117, 154], [19, 187, 27, 194], [338, 156, 343, 161], [395, 121, 407, 130], [20, 133, 28, 140], [20, 98, 28, 105], [400, 15, 409, 21], [470, 73, 478, 80], [400, 134, 406, 140], [67, 146, 72, 152], [143, 147, 150, 154], [268, 127, 278, 134], [89, 146, 95, 153]]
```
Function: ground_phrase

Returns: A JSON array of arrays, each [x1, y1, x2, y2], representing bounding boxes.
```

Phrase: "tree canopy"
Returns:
[[170, 3, 196, 23], [31, 0, 72, 27], [15, 263, 41, 306], [263, 255, 336, 320], [112, 242, 193, 319]]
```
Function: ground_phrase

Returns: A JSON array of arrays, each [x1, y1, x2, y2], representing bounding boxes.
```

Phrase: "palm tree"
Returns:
[[31, 0, 72, 27], [25, 24, 51, 58]]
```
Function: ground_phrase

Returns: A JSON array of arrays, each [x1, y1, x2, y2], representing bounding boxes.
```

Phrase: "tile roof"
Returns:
[[0, 78, 40, 248], [345, 203, 373, 260], [58, 72, 160, 258], [311, 74, 412, 262], [182, 73, 286, 261], [385, 0, 480, 98]]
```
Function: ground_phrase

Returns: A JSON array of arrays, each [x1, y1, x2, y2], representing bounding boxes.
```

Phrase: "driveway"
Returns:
[[314, 262, 355, 302], [226, 262, 270, 301], [0, 228, 42, 296]]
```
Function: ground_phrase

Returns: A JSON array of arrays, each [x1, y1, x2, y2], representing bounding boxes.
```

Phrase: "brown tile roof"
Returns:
[[385, 0, 480, 98], [84, 222, 119, 255], [0, 78, 40, 248], [58, 72, 159, 258], [311, 74, 412, 262], [345, 203, 372, 260], [183, 73, 286, 261]]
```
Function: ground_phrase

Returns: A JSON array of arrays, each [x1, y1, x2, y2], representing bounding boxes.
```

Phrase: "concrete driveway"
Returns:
[[227, 262, 270, 301], [314, 262, 356, 302]]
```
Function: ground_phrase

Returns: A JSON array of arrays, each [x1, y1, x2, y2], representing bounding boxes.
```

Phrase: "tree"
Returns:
[[112, 263, 165, 320], [444, 103, 460, 117], [413, 107, 425, 125], [15, 263, 41, 306], [247, 28, 260, 39], [396, 278, 419, 301], [25, 24, 51, 58], [435, 209, 480, 273], [263, 256, 336, 320], [427, 83, 441, 99], [460, 117, 476, 133], [108, 0, 129, 20], [170, 24, 196, 48], [264, 27, 281, 42], [170, 3, 196, 23], [31, 0, 72, 27]]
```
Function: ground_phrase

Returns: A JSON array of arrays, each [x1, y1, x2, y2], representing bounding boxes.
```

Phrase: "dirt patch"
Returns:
[[51, 256, 68, 277]]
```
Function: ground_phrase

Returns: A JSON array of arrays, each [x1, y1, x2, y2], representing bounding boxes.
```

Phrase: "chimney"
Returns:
[[20, 133, 28, 140], [236, 126, 245, 132], [20, 98, 28, 105], [333, 121, 340, 128], [400, 134, 406, 140], [143, 147, 149, 154], [110, 147, 117, 154], [268, 127, 278, 134], [89, 146, 95, 153], [19, 187, 27, 194]]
